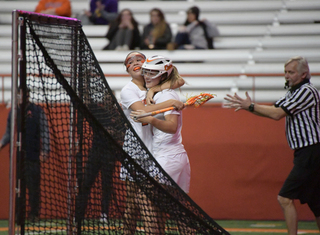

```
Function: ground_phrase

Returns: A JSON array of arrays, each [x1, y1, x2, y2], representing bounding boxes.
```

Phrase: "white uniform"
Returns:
[[120, 81, 153, 152], [120, 81, 153, 181], [152, 89, 191, 193]]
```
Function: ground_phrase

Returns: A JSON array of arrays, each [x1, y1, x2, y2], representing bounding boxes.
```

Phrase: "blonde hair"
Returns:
[[150, 8, 167, 41], [158, 66, 182, 89], [285, 56, 311, 79]]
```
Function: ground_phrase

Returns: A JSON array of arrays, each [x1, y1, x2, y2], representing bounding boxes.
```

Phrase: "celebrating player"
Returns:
[[131, 55, 191, 193], [120, 51, 185, 235], [131, 55, 192, 234]]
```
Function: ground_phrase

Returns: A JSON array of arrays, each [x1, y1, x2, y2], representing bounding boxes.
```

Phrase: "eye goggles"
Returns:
[[141, 68, 162, 79], [124, 54, 146, 70]]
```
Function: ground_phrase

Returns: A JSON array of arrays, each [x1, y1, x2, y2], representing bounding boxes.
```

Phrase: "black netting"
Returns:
[[15, 11, 229, 235]]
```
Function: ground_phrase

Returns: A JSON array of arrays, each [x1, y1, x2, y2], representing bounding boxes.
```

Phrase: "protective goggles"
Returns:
[[141, 68, 162, 79], [124, 54, 146, 70]]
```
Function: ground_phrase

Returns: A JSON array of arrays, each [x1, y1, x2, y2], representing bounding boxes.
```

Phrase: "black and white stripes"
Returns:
[[275, 82, 320, 149]]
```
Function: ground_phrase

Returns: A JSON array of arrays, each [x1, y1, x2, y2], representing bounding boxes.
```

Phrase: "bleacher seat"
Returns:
[[251, 49, 320, 63], [0, 25, 11, 37], [277, 11, 320, 24], [93, 50, 252, 63], [0, 1, 287, 14], [214, 36, 320, 49], [1, 0, 320, 103], [2, 1, 320, 15], [268, 23, 320, 36], [258, 36, 320, 49], [286, 0, 320, 10]]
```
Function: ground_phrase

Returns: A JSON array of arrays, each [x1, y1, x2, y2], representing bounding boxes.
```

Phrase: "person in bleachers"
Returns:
[[103, 9, 141, 51], [167, 6, 219, 50], [140, 8, 172, 50], [77, 0, 118, 25], [34, 0, 71, 17]]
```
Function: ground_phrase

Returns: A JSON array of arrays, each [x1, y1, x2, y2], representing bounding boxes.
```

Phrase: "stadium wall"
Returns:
[[0, 103, 315, 221]]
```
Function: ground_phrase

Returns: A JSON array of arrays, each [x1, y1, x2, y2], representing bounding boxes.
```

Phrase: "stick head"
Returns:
[[186, 93, 215, 107]]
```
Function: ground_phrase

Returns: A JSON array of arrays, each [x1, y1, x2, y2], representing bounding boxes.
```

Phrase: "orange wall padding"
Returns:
[[183, 104, 314, 220], [0, 104, 10, 220], [0, 103, 315, 220]]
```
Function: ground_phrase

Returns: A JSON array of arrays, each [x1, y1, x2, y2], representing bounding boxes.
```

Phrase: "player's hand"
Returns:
[[171, 100, 185, 111], [146, 89, 155, 105], [130, 110, 152, 123]]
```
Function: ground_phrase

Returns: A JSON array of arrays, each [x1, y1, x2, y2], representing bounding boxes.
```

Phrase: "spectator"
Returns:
[[78, 0, 118, 25], [140, 8, 172, 50], [34, 0, 71, 17], [103, 9, 141, 51], [0, 87, 50, 223], [168, 6, 219, 50]]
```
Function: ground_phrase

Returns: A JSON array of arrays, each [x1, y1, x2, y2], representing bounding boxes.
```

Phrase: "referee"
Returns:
[[224, 56, 320, 235]]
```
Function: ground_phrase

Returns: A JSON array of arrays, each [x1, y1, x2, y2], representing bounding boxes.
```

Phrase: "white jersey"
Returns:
[[152, 89, 190, 193], [120, 81, 153, 153], [152, 89, 186, 157]]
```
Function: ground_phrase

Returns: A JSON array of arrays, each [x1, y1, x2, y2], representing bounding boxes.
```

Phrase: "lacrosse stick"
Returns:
[[133, 93, 215, 120]]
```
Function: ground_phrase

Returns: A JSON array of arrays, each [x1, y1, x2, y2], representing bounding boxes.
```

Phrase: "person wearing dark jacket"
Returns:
[[80, 0, 118, 25], [140, 8, 172, 50], [0, 88, 50, 222], [103, 9, 141, 50]]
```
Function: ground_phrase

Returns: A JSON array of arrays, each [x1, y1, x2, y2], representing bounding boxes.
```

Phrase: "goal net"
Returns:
[[12, 10, 229, 235]]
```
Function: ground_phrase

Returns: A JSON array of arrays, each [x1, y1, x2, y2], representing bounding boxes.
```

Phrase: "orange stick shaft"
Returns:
[[134, 103, 189, 120], [133, 93, 214, 120], [150, 106, 175, 116]]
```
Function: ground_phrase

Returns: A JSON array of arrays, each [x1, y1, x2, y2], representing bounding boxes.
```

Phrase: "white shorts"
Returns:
[[155, 152, 191, 193]]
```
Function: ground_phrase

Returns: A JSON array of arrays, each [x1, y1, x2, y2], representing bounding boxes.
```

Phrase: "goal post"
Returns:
[[11, 10, 229, 235]]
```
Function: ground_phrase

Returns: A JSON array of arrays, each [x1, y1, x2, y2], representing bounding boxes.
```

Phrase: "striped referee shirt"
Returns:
[[275, 79, 320, 150]]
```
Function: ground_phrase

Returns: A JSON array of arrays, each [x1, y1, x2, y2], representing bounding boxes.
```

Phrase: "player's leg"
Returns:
[[75, 153, 100, 223], [101, 153, 116, 221], [123, 179, 139, 235], [136, 188, 164, 235]]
